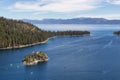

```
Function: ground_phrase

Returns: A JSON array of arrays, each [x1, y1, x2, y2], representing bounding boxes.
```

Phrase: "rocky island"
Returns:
[[113, 31, 120, 35], [22, 52, 49, 65]]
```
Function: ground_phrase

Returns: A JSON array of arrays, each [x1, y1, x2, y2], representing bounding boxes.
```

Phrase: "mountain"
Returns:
[[23, 18, 120, 24], [0, 17, 90, 49]]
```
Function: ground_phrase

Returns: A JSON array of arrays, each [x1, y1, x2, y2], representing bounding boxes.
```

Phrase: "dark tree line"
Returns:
[[0, 17, 90, 49], [48, 31, 90, 37]]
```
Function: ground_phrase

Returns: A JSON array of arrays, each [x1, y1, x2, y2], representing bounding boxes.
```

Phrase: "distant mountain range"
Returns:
[[23, 18, 120, 24]]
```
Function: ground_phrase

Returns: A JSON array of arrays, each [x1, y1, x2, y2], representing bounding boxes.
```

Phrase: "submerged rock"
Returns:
[[22, 52, 48, 65]]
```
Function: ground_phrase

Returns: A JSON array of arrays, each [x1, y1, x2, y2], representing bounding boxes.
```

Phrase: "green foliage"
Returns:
[[49, 31, 90, 37], [0, 17, 90, 49], [0, 17, 48, 48], [23, 52, 48, 63]]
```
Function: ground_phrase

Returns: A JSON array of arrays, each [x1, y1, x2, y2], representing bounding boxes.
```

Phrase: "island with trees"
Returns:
[[0, 17, 90, 49], [22, 52, 49, 65]]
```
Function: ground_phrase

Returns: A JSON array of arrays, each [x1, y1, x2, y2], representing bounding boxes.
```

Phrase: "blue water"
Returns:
[[1, 24, 120, 80]]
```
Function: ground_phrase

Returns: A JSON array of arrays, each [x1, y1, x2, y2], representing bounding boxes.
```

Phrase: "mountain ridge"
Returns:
[[23, 18, 120, 24]]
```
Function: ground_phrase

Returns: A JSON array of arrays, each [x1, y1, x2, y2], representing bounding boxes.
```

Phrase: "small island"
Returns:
[[22, 52, 49, 65], [113, 31, 120, 35]]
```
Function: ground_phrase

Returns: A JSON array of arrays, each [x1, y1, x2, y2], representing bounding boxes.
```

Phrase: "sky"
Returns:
[[0, 0, 120, 20]]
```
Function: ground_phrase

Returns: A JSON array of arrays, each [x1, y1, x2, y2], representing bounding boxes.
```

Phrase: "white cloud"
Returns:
[[107, 0, 120, 5], [8, 0, 103, 13]]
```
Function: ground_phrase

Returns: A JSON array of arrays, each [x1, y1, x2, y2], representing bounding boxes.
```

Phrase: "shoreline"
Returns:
[[0, 38, 49, 50], [0, 34, 90, 50]]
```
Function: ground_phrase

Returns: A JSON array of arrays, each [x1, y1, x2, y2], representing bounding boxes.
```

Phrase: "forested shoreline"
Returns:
[[0, 17, 90, 49]]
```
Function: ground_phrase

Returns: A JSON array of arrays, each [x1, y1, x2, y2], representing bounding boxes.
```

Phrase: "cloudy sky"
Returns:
[[0, 0, 120, 20]]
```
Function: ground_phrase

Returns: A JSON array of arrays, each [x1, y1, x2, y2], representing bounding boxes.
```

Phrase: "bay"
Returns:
[[0, 24, 120, 80]]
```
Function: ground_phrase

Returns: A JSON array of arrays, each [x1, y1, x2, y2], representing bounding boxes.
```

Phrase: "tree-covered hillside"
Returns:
[[0, 17, 49, 48], [0, 17, 90, 49]]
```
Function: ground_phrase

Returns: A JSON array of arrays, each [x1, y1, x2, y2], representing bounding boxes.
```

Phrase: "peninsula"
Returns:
[[22, 52, 49, 65], [0, 17, 90, 50]]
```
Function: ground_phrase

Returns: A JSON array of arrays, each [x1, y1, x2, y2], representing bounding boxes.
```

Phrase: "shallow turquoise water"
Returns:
[[0, 24, 120, 80]]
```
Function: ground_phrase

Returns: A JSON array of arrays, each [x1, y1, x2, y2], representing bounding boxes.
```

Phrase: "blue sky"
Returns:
[[0, 0, 120, 20]]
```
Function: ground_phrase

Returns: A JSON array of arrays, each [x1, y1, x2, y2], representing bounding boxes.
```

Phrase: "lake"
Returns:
[[0, 24, 120, 80]]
